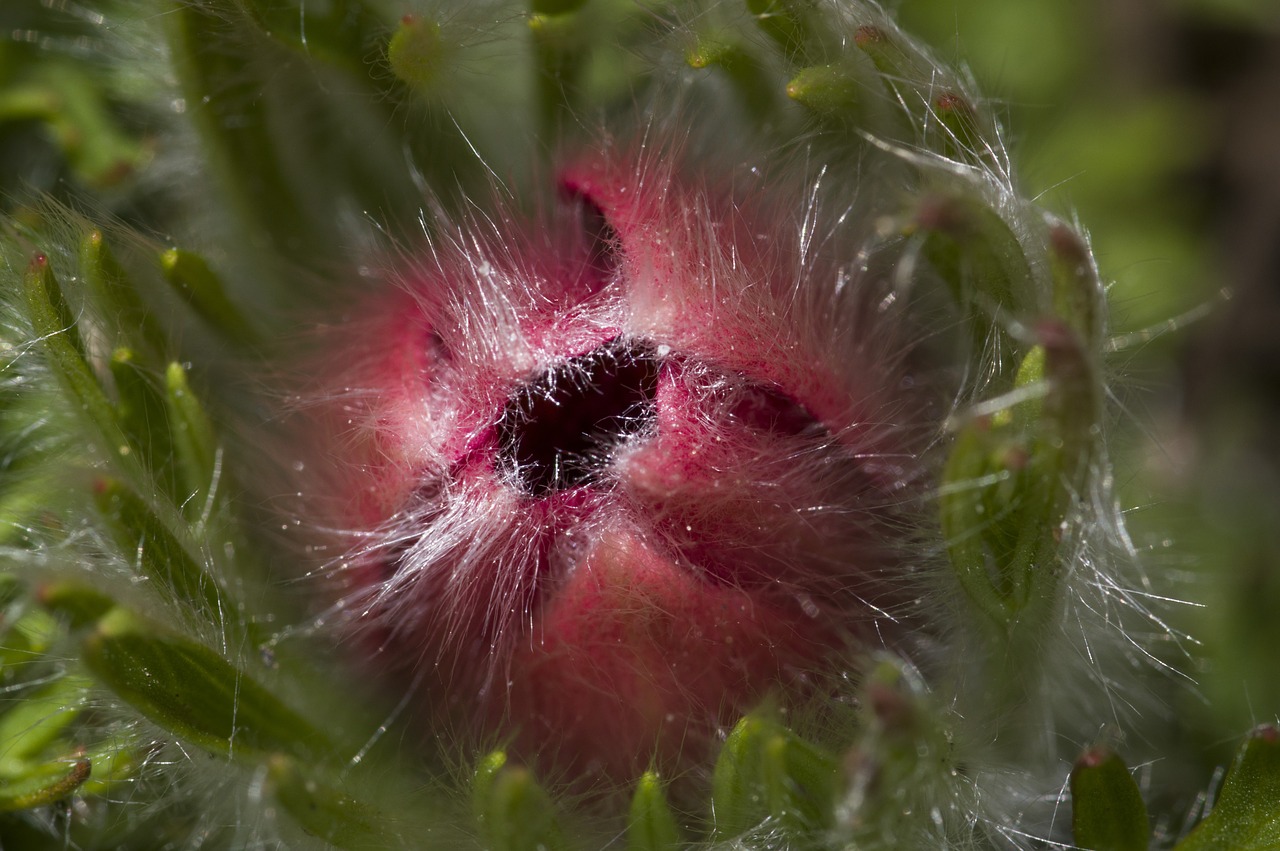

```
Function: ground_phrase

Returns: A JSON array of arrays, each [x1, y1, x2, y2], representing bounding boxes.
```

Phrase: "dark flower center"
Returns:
[[496, 338, 659, 495]]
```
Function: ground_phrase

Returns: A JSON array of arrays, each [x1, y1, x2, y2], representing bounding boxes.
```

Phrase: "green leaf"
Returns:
[[36, 581, 116, 629], [472, 750, 567, 851], [744, 0, 827, 66], [0, 605, 62, 671], [80, 231, 168, 359], [110, 348, 174, 492], [23, 254, 133, 470], [268, 754, 402, 850], [93, 478, 231, 623], [0, 756, 91, 812], [82, 607, 328, 763], [912, 194, 1032, 377], [1070, 747, 1150, 851], [849, 21, 995, 163], [0, 674, 90, 777], [25, 252, 82, 360], [471, 750, 508, 825], [1177, 726, 1280, 851], [166, 2, 313, 267], [232, 0, 384, 72], [938, 420, 1025, 627], [628, 770, 683, 851], [1035, 318, 1101, 486], [939, 320, 1098, 637]]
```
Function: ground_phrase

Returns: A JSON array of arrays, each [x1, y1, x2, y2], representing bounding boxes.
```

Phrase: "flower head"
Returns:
[[321, 143, 930, 783]]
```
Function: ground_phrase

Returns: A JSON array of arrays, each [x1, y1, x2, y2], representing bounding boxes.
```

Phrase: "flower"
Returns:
[[322, 146, 926, 784]]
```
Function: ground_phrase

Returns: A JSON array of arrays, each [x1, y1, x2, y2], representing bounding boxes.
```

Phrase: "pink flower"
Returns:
[[320, 141, 928, 785]]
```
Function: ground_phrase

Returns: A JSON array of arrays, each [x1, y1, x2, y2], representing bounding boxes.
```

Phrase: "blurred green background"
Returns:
[[897, 0, 1280, 785]]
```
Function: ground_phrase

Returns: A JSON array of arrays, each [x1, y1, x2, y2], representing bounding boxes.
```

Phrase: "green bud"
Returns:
[[472, 751, 568, 851], [787, 62, 863, 120], [628, 770, 683, 851], [687, 35, 775, 120], [711, 712, 838, 838], [388, 16, 449, 91], [837, 659, 965, 847], [933, 91, 985, 162], [1069, 747, 1150, 851], [160, 249, 257, 345], [1047, 219, 1106, 348], [165, 361, 220, 523], [37, 581, 117, 630], [852, 25, 910, 79]]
